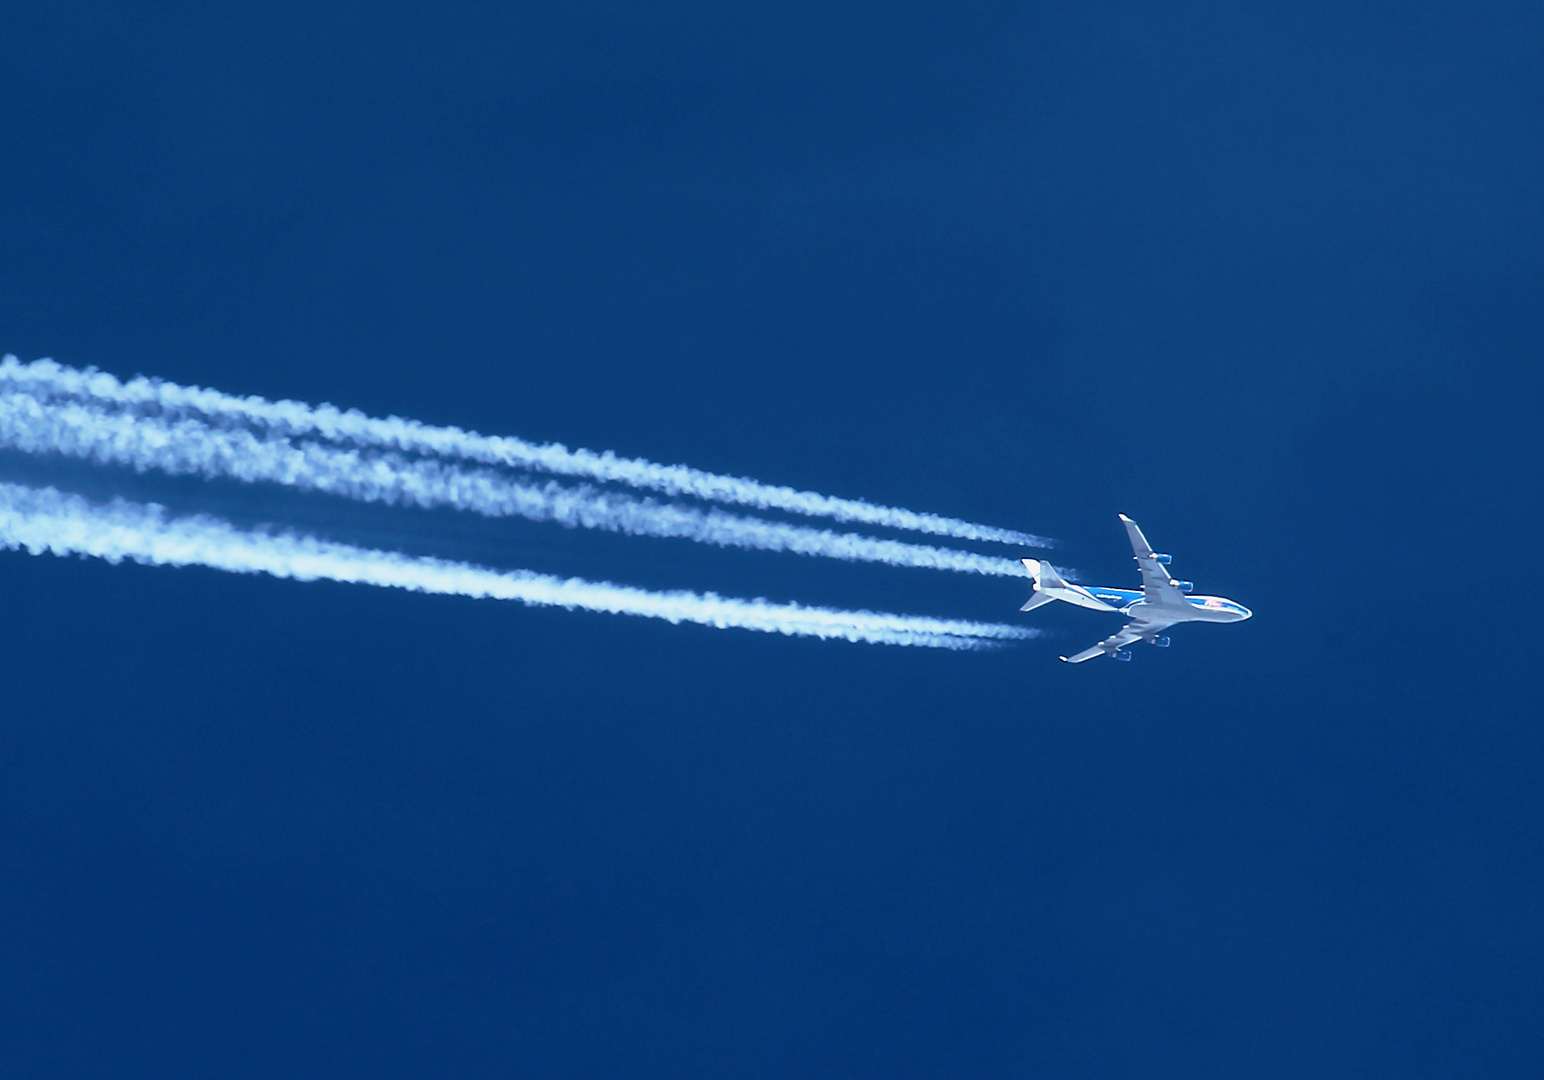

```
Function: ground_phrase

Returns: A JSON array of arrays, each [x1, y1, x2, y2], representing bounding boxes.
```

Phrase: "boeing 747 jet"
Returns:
[[1019, 514, 1251, 662]]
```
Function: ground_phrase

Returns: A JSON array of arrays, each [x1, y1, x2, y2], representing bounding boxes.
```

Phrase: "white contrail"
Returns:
[[0, 483, 1035, 649], [0, 393, 1030, 576], [0, 356, 1048, 547]]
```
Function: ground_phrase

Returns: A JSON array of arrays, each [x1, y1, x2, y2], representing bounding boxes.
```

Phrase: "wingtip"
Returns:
[[1058, 655, 1070, 663], [1118, 513, 1134, 523]]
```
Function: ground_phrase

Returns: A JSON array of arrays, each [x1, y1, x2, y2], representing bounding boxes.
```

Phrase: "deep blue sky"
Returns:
[[1, 2, 1541, 1076]]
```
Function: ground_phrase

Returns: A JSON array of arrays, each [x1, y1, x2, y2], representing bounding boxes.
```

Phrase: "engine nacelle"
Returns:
[[1172, 580, 1194, 592], [1151, 635, 1171, 648], [1113, 648, 1133, 661], [1153, 553, 1172, 564]]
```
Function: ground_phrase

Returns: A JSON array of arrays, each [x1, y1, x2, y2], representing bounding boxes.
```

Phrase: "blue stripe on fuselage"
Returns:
[[1088, 588, 1142, 605]]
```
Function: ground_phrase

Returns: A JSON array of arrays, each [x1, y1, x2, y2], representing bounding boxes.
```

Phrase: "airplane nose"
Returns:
[[1236, 606, 1252, 621]]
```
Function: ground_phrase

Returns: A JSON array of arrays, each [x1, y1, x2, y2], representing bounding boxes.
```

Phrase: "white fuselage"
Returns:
[[1082, 586, 1252, 627]]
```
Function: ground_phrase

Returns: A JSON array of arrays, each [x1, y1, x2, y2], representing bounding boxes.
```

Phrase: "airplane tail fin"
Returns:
[[1019, 559, 1118, 613], [1023, 558, 1069, 590]]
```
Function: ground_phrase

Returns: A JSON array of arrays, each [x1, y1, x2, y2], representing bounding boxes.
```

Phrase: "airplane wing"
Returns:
[[1060, 515, 1192, 663], [1119, 514, 1190, 607], [1060, 624, 1145, 663], [1059, 607, 1179, 663]]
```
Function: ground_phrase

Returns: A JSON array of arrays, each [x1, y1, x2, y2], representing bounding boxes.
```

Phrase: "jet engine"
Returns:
[[1172, 580, 1194, 592], [1153, 553, 1172, 564]]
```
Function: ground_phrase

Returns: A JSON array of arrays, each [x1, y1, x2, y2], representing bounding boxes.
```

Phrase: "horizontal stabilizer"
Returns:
[[1019, 591, 1056, 612]]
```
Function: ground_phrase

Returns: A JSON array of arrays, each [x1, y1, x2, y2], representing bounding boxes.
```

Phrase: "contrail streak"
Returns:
[[0, 394, 1027, 576], [0, 357, 1047, 547], [0, 483, 1033, 649]]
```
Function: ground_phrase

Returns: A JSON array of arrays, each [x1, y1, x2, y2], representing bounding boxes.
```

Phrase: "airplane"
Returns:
[[1019, 514, 1251, 663]]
